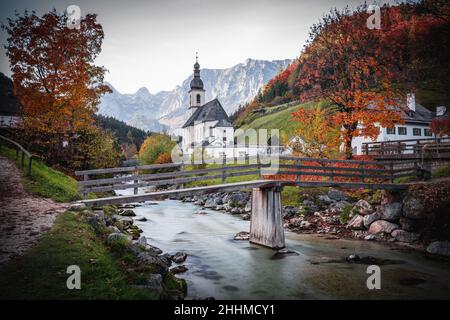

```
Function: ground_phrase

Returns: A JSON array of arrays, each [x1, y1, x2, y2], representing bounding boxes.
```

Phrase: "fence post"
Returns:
[[15, 149, 19, 160], [381, 142, 385, 156], [221, 153, 227, 183], [133, 167, 139, 195], [361, 161, 365, 183], [83, 174, 89, 200], [179, 161, 185, 189], [329, 160, 334, 182], [390, 162, 394, 183], [397, 141, 401, 155], [27, 156, 32, 176]]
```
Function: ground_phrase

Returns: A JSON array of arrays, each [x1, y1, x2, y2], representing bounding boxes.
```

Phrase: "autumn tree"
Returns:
[[297, 6, 405, 158], [431, 116, 450, 137], [139, 133, 175, 165], [290, 105, 341, 159], [2, 10, 110, 163]]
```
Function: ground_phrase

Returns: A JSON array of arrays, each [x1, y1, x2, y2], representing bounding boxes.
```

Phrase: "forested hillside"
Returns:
[[234, 0, 450, 128]]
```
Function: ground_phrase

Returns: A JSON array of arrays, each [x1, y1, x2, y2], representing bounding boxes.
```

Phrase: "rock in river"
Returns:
[[426, 241, 450, 257], [171, 265, 188, 274], [234, 231, 250, 240], [172, 252, 188, 263], [369, 220, 398, 235]]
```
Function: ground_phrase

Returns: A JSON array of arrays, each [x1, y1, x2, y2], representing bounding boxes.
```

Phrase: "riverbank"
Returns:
[[0, 205, 186, 299]]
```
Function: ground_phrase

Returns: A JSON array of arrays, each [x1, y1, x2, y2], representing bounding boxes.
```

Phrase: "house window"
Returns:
[[413, 128, 421, 136], [398, 127, 407, 135], [209, 127, 213, 137], [424, 128, 432, 137], [386, 127, 395, 135], [223, 129, 227, 142], [196, 94, 201, 104]]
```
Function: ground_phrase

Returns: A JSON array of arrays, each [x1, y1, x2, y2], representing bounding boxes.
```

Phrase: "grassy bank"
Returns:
[[0, 145, 81, 202], [0, 211, 157, 300]]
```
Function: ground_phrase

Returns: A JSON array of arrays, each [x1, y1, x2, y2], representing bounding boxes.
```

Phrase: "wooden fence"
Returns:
[[0, 134, 33, 175], [76, 155, 418, 199], [362, 137, 450, 158]]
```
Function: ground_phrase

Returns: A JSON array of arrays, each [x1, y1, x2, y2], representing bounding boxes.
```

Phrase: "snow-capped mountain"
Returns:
[[98, 58, 292, 132]]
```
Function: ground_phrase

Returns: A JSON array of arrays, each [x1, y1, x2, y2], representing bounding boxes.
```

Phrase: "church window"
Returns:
[[197, 94, 201, 104]]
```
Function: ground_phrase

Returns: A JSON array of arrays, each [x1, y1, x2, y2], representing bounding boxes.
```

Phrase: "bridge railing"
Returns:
[[76, 155, 418, 199], [0, 134, 33, 175], [362, 137, 450, 157]]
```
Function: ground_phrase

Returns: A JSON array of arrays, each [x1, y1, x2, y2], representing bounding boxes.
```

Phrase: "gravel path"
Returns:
[[0, 155, 69, 265]]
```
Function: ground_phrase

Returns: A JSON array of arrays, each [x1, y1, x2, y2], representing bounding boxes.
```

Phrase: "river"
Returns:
[[118, 189, 450, 299]]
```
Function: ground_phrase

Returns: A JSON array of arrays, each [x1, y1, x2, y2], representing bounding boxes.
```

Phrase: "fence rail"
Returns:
[[362, 137, 450, 157], [0, 134, 33, 175], [76, 155, 418, 199]]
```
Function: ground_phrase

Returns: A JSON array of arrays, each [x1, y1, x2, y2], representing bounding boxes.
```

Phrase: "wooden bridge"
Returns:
[[75, 155, 417, 249]]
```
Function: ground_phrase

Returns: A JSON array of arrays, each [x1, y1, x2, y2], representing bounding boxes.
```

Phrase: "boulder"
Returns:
[[120, 209, 136, 217], [137, 252, 171, 274], [380, 202, 402, 222], [391, 229, 420, 243], [215, 205, 225, 211], [145, 274, 163, 295], [347, 215, 365, 230], [399, 217, 421, 232], [363, 212, 381, 228], [300, 221, 313, 229], [85, 211, 106, 230], [426, 241, 450, 257], [171, 265, 188, 274], [244, 201, 252, 213], [204, 198, 216, 208], [317, 195, 334, 205], [106, 232, 132, 245], [144, 244, 163, 256], [172, 252, 187, 263], [330, 201, 350, 214], [282, 206, 297, 219], [138, 236, 147, 246], [328, 188, 347, 201], [403, 197, 425, 220], [354, 200, 373, 215], [288, 217, 303, 227], [369, 220, 399, 234], [234, 231, 250, 240], [136, 217, 148, 222], [241, 213, 251, 221]]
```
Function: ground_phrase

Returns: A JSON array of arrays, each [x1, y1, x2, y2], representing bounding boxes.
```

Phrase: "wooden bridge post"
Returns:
[[249, 186, 285, 249]]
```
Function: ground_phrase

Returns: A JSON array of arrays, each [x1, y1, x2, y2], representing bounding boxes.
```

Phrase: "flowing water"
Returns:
[[118, 189, 450, 299]]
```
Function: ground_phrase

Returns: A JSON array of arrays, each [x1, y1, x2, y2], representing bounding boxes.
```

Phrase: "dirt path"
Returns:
[[0, 156, 69, 265]]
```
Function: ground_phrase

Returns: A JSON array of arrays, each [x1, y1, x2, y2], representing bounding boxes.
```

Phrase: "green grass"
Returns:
[[239, 100, 330, 139], [432, 165, 450, 179], [0, 145, 81, 202], [0, 211, 156, 300]]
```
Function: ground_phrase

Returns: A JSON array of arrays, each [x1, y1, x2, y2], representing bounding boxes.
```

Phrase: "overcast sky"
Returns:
[[0, 0, 397, 94]]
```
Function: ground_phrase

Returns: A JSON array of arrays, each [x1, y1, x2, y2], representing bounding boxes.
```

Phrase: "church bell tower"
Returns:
[[189, 53, 205, 113]]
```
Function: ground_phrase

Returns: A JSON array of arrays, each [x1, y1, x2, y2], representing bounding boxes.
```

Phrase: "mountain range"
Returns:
[[98, 58, 292, 132]]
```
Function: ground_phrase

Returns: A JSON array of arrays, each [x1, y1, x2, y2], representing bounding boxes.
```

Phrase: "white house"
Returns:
[[351, 93, 438, 155]]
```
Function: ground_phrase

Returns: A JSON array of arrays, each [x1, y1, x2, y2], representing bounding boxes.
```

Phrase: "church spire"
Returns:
[[190, 52, 204, 90], [189, 52, 205, 109]]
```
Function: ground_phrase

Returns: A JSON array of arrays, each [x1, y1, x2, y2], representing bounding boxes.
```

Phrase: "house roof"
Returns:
[[402, 103, 434, 124], [182, 98, 233, 128]]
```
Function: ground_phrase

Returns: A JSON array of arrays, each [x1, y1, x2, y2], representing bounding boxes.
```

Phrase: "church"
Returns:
[[180, 57, 235, 156]]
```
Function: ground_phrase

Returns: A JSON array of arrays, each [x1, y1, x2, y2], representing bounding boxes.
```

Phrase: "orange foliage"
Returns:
[[2, 10, 110, 161], [155, 152, 173, 164]]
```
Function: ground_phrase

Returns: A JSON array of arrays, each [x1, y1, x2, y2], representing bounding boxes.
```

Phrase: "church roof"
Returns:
[[182, 98, 233, 128]]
